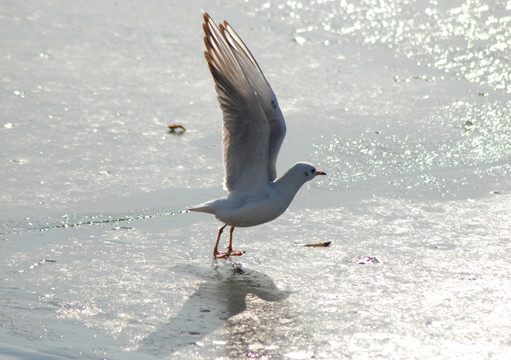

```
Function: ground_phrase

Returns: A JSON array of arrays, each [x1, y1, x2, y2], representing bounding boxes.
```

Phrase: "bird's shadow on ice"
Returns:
[[138, 263, 290, 356]]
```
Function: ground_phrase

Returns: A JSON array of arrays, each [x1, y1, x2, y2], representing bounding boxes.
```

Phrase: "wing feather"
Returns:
[[203, 13, 270, 193], [220, 20, 287, 181]]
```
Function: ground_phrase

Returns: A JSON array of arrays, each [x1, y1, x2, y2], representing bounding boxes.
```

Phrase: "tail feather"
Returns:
[[187, 201, 218, 214]]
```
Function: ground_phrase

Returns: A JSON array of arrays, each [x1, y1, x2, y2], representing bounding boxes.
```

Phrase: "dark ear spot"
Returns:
[[304, 172, 308, 176], [271, 100, 276, 109]]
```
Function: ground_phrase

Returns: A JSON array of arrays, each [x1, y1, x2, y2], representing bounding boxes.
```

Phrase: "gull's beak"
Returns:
[[316, 171, 327, 176]]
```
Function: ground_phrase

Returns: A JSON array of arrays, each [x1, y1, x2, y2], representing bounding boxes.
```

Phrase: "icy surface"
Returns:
[[1, 0, 511, 359]]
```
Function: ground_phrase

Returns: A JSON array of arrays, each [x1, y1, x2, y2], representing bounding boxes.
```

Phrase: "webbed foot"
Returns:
[[214, 250, 245, 259]]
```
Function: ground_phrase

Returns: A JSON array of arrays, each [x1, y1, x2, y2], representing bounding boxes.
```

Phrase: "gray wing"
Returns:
[[219, 17, 287, 182], [203, 13, 271, 193]]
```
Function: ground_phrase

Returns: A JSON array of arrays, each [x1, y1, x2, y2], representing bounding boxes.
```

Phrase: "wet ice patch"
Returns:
[[315, 99, 511, 199]]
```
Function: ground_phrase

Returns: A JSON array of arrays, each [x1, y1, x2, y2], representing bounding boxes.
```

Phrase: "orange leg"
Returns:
[[213, 225, 245, 259], [213, 224, 227, 258], [226, 226, 245, 257]]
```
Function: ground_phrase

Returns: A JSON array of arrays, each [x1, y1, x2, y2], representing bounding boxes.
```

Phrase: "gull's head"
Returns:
[[290, 162, 327, 184]]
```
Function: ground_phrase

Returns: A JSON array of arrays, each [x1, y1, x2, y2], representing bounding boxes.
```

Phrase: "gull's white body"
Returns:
[[190, 163, 319, 227], [188, 13, 325, 256]]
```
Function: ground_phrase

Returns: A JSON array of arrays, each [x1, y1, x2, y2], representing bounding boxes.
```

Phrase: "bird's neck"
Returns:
[[272, 170, 306, 202]]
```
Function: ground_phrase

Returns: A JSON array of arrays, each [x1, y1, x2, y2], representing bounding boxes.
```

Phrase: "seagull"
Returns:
[[188, 13, 326, 258]]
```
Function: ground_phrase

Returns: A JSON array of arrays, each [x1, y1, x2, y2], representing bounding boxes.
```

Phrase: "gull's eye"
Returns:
[[311, 168, 316, 174]]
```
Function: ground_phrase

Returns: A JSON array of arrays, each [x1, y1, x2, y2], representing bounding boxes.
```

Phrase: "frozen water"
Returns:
[[1, 0, 511, 359]]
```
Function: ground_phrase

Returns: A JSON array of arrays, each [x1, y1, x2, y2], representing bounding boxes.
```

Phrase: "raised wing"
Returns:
[[221, 19, 287, 181], [203, 13, 271, 193]]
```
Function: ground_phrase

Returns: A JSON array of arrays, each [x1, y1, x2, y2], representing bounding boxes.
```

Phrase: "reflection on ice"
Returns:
[[272, 0, 511, 93], [316, 99, 511, 198], [139, 264, 290, 357]]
